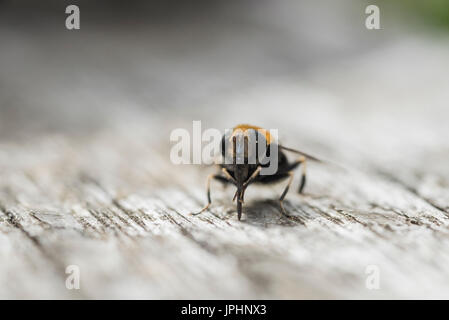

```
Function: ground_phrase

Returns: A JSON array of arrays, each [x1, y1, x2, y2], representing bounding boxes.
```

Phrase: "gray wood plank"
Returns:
[[1, 1, 449, 299]]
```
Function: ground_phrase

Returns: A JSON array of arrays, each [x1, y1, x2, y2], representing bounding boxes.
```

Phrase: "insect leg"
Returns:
[[286, 156, 307, 194], [279, 172, 295, 218], [298, 156, 307, 194], [192, 174, 226, 215], [243, 166, 261, 188], [222, 168, 237, 185], [232, 165, 262, 219], [234, 166, 262, 204]]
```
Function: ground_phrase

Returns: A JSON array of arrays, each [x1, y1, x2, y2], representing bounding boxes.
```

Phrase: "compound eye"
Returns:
[[233, 134, 247, 164], [253, 131, 267, 158]]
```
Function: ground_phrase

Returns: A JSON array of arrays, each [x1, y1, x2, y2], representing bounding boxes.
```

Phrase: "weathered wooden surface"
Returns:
[[1, 1, 449, 299]]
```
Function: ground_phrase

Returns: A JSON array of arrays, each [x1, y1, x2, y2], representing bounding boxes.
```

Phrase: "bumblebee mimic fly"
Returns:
[[193, 124, 322, 220]]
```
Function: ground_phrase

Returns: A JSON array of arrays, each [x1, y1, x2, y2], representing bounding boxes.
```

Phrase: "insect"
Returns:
[[193, 124, 321, 220]]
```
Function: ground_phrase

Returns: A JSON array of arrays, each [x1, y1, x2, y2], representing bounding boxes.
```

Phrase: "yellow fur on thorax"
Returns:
[[232, 124, 273, 144]]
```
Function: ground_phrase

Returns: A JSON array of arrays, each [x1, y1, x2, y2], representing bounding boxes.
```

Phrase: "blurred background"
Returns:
[[1, 0, 447, 138], [1, 0, 449, 161], [1, 0, 449, 175]]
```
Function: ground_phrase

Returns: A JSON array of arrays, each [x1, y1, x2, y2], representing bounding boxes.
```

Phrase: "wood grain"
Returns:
[[1, 1, 449, 299]]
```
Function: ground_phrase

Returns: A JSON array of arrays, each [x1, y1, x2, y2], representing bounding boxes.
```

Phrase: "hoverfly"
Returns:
[[194, 124, 321, 220]]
